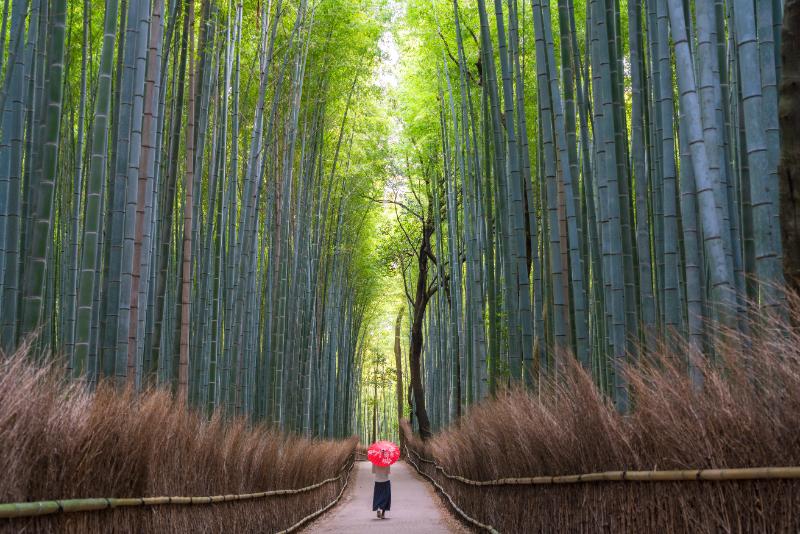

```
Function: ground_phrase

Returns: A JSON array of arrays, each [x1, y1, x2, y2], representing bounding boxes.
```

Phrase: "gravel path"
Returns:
[[305, 460, 465, 533]]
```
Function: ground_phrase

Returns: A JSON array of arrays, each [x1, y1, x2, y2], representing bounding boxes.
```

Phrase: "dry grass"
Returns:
[[0, 346, 356, 533], [405, 303, 800, 533]]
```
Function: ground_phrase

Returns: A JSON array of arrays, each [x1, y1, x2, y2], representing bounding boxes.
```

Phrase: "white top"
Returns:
[[372, 464, 390, 482]]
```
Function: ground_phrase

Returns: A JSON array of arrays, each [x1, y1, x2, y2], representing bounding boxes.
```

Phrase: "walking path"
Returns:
[[305, 460, 464, 533]]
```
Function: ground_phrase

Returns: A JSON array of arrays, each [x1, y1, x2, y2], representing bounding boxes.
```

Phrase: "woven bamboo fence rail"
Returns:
[[406, 447, 800, 485], [0, 455, 354, 527]]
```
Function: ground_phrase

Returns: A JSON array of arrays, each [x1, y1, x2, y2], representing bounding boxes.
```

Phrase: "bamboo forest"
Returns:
[[0, 0, 799, 532]]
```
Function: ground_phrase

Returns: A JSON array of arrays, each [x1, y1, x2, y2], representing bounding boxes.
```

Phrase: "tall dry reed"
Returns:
[[0, 346, 356, 533], [405, 302, 800, 533]]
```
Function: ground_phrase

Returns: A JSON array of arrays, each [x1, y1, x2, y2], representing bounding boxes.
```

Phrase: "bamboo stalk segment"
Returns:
[[0, 501, 61, 518], [112, 498, 144, 506], [141, 496, 170, 505]]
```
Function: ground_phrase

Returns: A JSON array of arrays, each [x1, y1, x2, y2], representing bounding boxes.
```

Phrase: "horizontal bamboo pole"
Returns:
[[406, 447, 800, 486], [0, 456, 354, 520]]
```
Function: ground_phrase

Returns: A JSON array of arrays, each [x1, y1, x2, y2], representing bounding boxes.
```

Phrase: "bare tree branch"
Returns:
[[404, 153, 427, 210], [400, 260, 414, 305], [363, 194, 423, 221], [424, 272, 450, 304], [395, 205, 420, 258], [437, 29, 478, 85], [425, 247, 438, 265]]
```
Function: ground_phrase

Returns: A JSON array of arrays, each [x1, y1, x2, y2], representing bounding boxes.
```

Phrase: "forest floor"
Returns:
[[304, 460, 466, 533]]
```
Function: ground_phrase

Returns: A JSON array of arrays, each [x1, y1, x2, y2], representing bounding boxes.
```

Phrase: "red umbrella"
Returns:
[[367, 440, 400, 467]]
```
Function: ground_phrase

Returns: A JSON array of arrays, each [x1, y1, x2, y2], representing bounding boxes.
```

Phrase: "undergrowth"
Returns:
[[405, 302, 800, 533], [0, 346, 356, 533]]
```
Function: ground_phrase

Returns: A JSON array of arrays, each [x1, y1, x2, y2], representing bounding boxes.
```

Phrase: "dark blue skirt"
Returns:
[[372, 480, 391, 511]]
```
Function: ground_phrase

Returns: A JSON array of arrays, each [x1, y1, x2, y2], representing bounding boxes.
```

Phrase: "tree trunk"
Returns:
[[394, 306, 405, 450], [409, 221, 434, 440], [781, 0, 800, 294]]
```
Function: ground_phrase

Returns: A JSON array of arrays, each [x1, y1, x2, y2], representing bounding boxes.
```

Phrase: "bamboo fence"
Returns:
[[405, 448, 500, 534], [0, 455, 354, 527], [405, 446, 800, 533], [406, 447, 800, 485]]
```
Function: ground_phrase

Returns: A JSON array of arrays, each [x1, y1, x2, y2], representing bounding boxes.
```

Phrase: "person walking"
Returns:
[[372, 463, 391, 518], [367, 440, 399, 519]]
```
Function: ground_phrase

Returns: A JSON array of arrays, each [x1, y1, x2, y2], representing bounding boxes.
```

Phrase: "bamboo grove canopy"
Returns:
[[0, 0, 390, 437], [0, 0, 793, 440], [387, 0, 788, 433]]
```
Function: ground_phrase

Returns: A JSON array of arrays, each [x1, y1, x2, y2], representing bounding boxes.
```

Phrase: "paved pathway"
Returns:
[[306, 461, 462, 533]]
